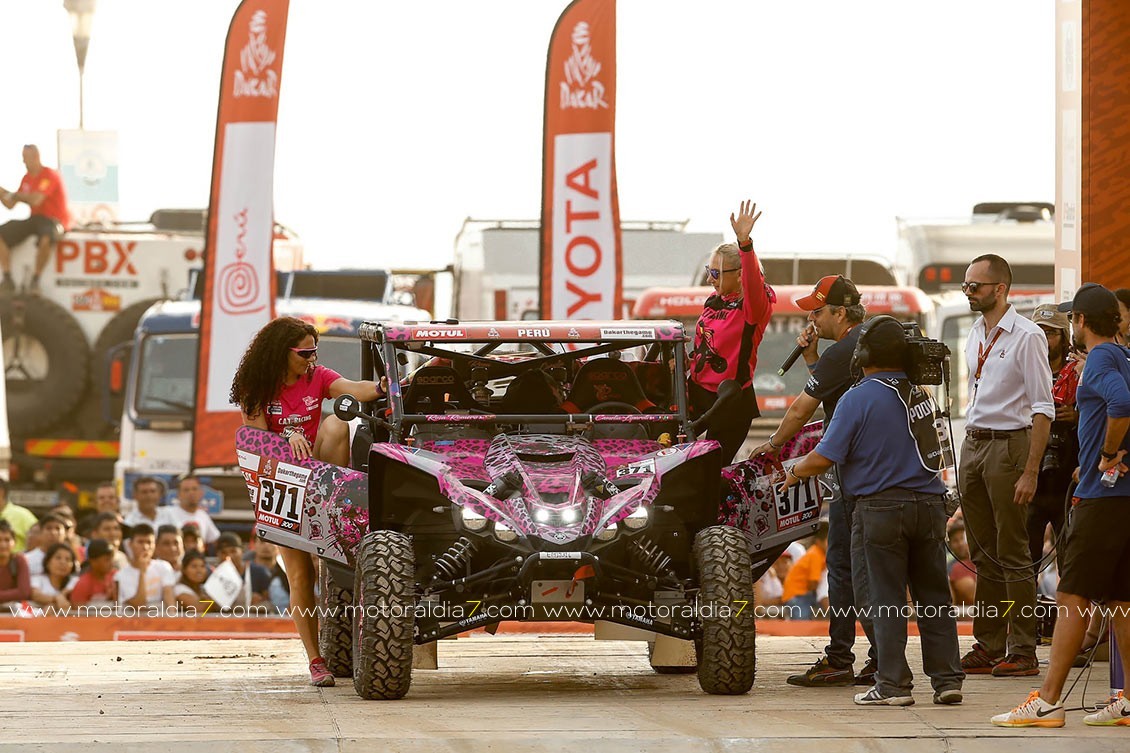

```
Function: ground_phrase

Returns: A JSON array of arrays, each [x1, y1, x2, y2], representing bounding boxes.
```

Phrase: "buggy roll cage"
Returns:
[[353, 320, 695, 440]]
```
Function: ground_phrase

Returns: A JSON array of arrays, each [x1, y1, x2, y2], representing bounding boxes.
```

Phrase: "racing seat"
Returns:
[[403, 366, 493, 444], [561, 358, 657, 414], [402, 366, 488, 414], [501, 369, 565, 434]]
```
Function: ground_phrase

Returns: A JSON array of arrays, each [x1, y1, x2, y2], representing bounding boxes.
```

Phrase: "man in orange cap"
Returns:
[[752, 274, 878, 687]]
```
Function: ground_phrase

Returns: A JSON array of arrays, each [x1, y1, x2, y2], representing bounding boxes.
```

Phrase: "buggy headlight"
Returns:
[[460, 507, 488, 532], [494, 521, 518, 542], [561, 507, 578, 524], [595, 523, 618, 541], [624, 506, 649, 530]]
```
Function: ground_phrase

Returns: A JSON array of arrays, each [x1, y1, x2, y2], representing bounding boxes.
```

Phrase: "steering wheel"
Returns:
[[586, 401, 642, 415]]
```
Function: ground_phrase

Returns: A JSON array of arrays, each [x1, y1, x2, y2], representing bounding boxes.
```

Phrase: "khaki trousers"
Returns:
[[958, 431, 1037, 657]]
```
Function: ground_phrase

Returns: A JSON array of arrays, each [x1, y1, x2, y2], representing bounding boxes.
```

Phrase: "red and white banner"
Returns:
[[193, 0, 290, 470], [540, 0, 622, 320]]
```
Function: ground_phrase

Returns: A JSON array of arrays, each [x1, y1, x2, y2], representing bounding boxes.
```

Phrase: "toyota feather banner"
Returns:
[[193, 0, 289, 470], [540, 0, 622, 319]]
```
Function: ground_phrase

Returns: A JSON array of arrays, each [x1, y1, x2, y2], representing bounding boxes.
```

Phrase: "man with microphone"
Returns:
[[751, 275, 878, 687]]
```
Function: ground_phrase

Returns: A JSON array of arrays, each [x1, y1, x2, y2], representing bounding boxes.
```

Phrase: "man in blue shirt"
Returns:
[[992, 283, 1130, 728], [783, 317, 963, 707]]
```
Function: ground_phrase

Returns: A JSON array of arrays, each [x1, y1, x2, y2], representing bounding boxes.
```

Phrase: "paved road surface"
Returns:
[[1, 634, 1122, 751]]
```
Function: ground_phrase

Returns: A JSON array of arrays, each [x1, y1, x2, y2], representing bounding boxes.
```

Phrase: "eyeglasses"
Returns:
[[289, 346, 318, 359], [960, 281, 1001, 294], [704, 266, 742, 281]]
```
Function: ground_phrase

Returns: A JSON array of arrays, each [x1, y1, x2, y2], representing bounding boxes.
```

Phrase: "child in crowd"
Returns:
[[115, 524, 176, 609], [0, 519, 31, 607], [175, 550, 211, 613], [29, 543, 78, 609], [69, 538, 118, 606]]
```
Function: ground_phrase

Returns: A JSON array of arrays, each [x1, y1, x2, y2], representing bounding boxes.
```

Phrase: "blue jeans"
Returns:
[[857, 489, 964, 695], [784, 592, 819, 619], [823, 468, 877, 669]]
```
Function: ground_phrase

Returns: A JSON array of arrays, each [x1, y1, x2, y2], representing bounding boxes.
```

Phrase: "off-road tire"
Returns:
[[647, 641, 697, 674], [352, 530, 415, 700], [0, 295, 89, 435], [317, 563, 353, 678], [694, 525, 756, 694]]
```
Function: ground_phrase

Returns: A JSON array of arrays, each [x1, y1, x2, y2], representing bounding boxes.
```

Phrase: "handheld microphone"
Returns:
[[777, 344, 805, 376]]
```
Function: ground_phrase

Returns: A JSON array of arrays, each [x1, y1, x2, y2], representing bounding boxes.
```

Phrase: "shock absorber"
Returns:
[[433, 536, 479, 581], [628, 536, 673, 578]]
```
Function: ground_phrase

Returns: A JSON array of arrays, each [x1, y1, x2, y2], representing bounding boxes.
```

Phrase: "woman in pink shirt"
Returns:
[[689, 200, 775, 463], [231, 316, 384, 686]]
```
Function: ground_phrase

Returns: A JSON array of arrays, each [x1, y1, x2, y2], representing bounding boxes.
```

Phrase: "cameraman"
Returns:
[[1027, 304, 1078, 574], [991, 283, 1130, 728], [783, 317, 963, 706]]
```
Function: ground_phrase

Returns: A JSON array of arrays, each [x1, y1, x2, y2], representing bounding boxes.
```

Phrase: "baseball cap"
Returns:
[[1057, 282, 1118, 317], [87, 538, 114, 559], [784, 541, 806, 561], [1030, 303, 1069, 331], [794, 275, 862, 311]]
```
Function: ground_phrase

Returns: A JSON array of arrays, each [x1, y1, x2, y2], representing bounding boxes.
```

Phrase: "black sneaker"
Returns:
[[854, 657, 878, 685], [786, 656, 854, 687], [933, 688, 963, 705]]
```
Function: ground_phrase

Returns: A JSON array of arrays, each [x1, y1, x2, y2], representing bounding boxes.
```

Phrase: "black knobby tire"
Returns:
[[90, 297, 163, 430], [0, 295, 90, 435], [694, 525, 756, 695], [647, 641, 697, 675], [352, 530, 416, 700], [317, 563, 353, 678]]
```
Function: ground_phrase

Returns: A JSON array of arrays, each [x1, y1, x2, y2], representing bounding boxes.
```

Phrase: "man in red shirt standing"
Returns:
[[0, 144, 72, 294]]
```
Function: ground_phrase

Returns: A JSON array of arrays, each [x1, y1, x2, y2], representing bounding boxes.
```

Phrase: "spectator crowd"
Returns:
[[0, 475, 289, 617]]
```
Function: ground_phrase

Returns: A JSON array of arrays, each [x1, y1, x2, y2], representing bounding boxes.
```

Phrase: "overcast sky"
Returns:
[[0, 1, 1054, 271]]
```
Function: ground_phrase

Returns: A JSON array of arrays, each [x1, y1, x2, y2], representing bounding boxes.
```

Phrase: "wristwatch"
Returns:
[[1101, 450, 1118, 460]]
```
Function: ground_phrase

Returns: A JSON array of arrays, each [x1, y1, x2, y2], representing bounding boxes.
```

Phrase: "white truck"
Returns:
[[111, 270, 430, 531], [896, 201, 1054, 294], [453, 218, 723, 320], [1, 209, 301, 504]]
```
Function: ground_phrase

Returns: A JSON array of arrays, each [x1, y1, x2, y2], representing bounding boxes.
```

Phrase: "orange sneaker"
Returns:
[[990, 690, 1064, 728]]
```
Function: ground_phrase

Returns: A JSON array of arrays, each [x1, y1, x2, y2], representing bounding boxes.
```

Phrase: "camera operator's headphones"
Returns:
[[851, 315, 905, 375]]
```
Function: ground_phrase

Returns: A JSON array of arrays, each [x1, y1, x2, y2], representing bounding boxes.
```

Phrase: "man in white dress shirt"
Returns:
[[957, 254, 1054, 678]]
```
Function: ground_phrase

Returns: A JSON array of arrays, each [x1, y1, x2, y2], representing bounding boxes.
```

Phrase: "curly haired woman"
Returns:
[[231, 316, 383, 687]]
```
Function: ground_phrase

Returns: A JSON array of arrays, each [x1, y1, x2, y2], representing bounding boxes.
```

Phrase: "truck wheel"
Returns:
[[91, 297, 162, 428], [0, 295, 90, 435], [647, 640, 697, 674], [694, 525, 756, 695], [318, 563, 353, 678], [352, 530, 415, 700]]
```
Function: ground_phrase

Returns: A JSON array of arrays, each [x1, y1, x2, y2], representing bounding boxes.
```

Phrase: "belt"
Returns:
[[965, 427, 1026, 441]]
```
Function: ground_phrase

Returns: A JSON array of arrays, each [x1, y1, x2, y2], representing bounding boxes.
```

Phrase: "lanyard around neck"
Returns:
[[975, 328, 1005, 380]]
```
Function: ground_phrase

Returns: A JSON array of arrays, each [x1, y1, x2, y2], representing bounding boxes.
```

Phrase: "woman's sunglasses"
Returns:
[[290, 346, 318, 359], [704, 265, 742, 281]]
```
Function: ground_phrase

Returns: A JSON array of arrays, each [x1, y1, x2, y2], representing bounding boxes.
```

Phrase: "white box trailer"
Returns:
[[453, 219, 723, 320], [896, 202, 1054, 294]]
